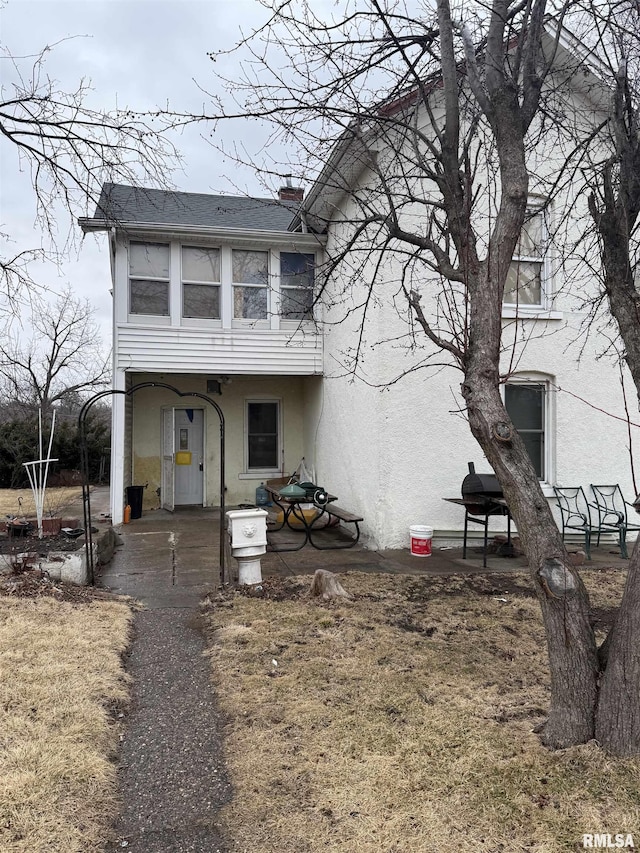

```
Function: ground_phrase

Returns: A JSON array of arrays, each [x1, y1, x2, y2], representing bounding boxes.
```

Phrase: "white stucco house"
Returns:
[[79, 34, 637, 550]]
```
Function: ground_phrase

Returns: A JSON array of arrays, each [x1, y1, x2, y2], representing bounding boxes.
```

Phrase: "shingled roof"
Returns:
[[86, 183, 300, 232]]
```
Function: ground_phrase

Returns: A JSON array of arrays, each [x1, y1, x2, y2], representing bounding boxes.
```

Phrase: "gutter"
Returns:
[[78, 218, 326, 246]]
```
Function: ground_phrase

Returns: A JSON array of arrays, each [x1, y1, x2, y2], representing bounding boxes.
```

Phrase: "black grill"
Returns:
[[461, 462, 504, 514], [444, 462, 512, 566]]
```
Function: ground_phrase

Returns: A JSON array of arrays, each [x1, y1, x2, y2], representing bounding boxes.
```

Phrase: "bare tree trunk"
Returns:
[[588, 152, 640, 755], [586, 61, 640, 751], [459, 85, 599, 742], [464, 371, 600, 746], [596, 543, 640, 755]]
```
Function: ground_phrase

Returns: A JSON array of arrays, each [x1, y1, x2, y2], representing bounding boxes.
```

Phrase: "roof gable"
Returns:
[[297, 22, 612, 231]]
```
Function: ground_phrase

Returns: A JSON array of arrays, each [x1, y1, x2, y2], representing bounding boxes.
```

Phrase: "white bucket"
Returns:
[[410, 525, 433, 557]]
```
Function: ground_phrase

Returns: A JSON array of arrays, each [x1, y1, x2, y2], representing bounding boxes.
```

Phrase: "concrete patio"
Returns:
[[85, 487, 630, 606]]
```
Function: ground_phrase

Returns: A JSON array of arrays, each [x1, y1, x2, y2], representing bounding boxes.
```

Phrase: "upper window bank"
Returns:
[[128, 242, 316, 325]]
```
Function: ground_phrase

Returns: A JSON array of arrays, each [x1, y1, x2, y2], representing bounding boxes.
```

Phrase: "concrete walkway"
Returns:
[[103, 607, 231, 852], [84, 497, 230, 853], [85, 488, 628, 852]]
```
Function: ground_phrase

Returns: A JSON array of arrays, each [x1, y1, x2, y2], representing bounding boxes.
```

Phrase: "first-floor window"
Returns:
[[246, 400, 280, 470], [505, 383, 546, 479]]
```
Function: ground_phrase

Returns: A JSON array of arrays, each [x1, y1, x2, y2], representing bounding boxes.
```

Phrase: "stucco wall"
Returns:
[[305, 90, 637, 551], [313, 292, 636, 549]]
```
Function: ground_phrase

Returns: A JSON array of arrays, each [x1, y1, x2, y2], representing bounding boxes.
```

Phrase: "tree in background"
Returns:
[[0, 288, 110, 486], [0, 286, 109, 417], [0, 407, 109, 489]]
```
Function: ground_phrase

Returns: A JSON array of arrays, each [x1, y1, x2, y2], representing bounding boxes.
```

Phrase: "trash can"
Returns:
[[126, 485, 144, 520]]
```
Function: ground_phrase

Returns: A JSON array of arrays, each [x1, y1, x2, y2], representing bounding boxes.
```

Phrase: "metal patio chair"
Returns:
[[553, 486, 623, 560], [590, 484, 640, 559]]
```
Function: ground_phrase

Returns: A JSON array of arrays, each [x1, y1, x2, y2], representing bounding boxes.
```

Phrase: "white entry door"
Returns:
[[162, 408, 204, 509]]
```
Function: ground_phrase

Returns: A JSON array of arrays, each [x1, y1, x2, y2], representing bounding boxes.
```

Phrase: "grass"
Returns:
[[0, 487, 83, 518], [203, 569, 639, 853], [0, 595, 133, 852]]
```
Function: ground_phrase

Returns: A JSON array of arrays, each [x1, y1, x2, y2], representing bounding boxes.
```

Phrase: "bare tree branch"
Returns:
[[1, 39, 181, 303]]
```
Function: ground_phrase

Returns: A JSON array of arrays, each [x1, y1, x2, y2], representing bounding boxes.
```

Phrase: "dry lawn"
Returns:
[[0, 595, 133, 852], [0, 487, 83, 518], [204, 569, 639, 853]]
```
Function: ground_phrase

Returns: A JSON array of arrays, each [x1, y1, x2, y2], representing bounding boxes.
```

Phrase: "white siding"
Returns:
[[115, 324, 322, 375]]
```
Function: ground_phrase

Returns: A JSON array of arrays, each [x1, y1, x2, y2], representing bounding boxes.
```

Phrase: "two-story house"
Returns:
[[80, 32, 637, 550]]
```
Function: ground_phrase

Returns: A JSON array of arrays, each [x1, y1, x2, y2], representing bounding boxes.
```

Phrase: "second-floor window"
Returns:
[[182, 246, 221, 319], [504, 207, 546, 308], [129, 242, 170, 315], [233, 250, 269, 320], [127, 242, 317, 324], [280, 252, 315, 320]]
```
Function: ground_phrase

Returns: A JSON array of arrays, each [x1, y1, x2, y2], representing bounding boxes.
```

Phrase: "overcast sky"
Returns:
[[1, 0, 282, 343]]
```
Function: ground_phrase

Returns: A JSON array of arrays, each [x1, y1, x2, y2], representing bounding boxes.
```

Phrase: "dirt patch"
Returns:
[[229, 570, 619, 631], [235, 575, 309, 602], [203, 568, 638, 853], [0, 528, 83, 557], [0, 568, 123, 603]]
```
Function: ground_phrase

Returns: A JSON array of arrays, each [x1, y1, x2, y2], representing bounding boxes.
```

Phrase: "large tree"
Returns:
[[581, 0, 640, 755], [195, 0, 639, 754]]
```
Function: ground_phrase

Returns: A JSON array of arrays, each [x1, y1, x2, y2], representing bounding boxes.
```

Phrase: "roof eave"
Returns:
[[293, 129, 374, 231], [78, 217, 326, 245]]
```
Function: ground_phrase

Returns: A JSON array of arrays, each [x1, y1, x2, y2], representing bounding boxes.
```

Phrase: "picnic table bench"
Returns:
[[265, 482, 363, 551]]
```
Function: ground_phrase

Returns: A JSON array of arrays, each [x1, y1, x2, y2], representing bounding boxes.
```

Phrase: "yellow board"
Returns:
[[276, 507, 319, 527], [175, 451, 192, 465]]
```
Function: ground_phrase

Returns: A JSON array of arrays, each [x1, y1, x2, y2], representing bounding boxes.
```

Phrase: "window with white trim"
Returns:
[[182, 246, 221, 319], [233, 250, 269, 320], [504, 206, 547, 308], [246, 400, 280, 471], [505, 382, 546, 479], [129, 242, 170, 315], [280, 252, 315, 320]]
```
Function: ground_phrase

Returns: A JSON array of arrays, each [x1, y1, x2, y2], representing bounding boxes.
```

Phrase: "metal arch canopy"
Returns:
[[78, 382, 226, 585]]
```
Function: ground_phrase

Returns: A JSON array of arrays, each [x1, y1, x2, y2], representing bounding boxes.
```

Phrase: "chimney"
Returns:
[[278, 177, 304, 203]]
